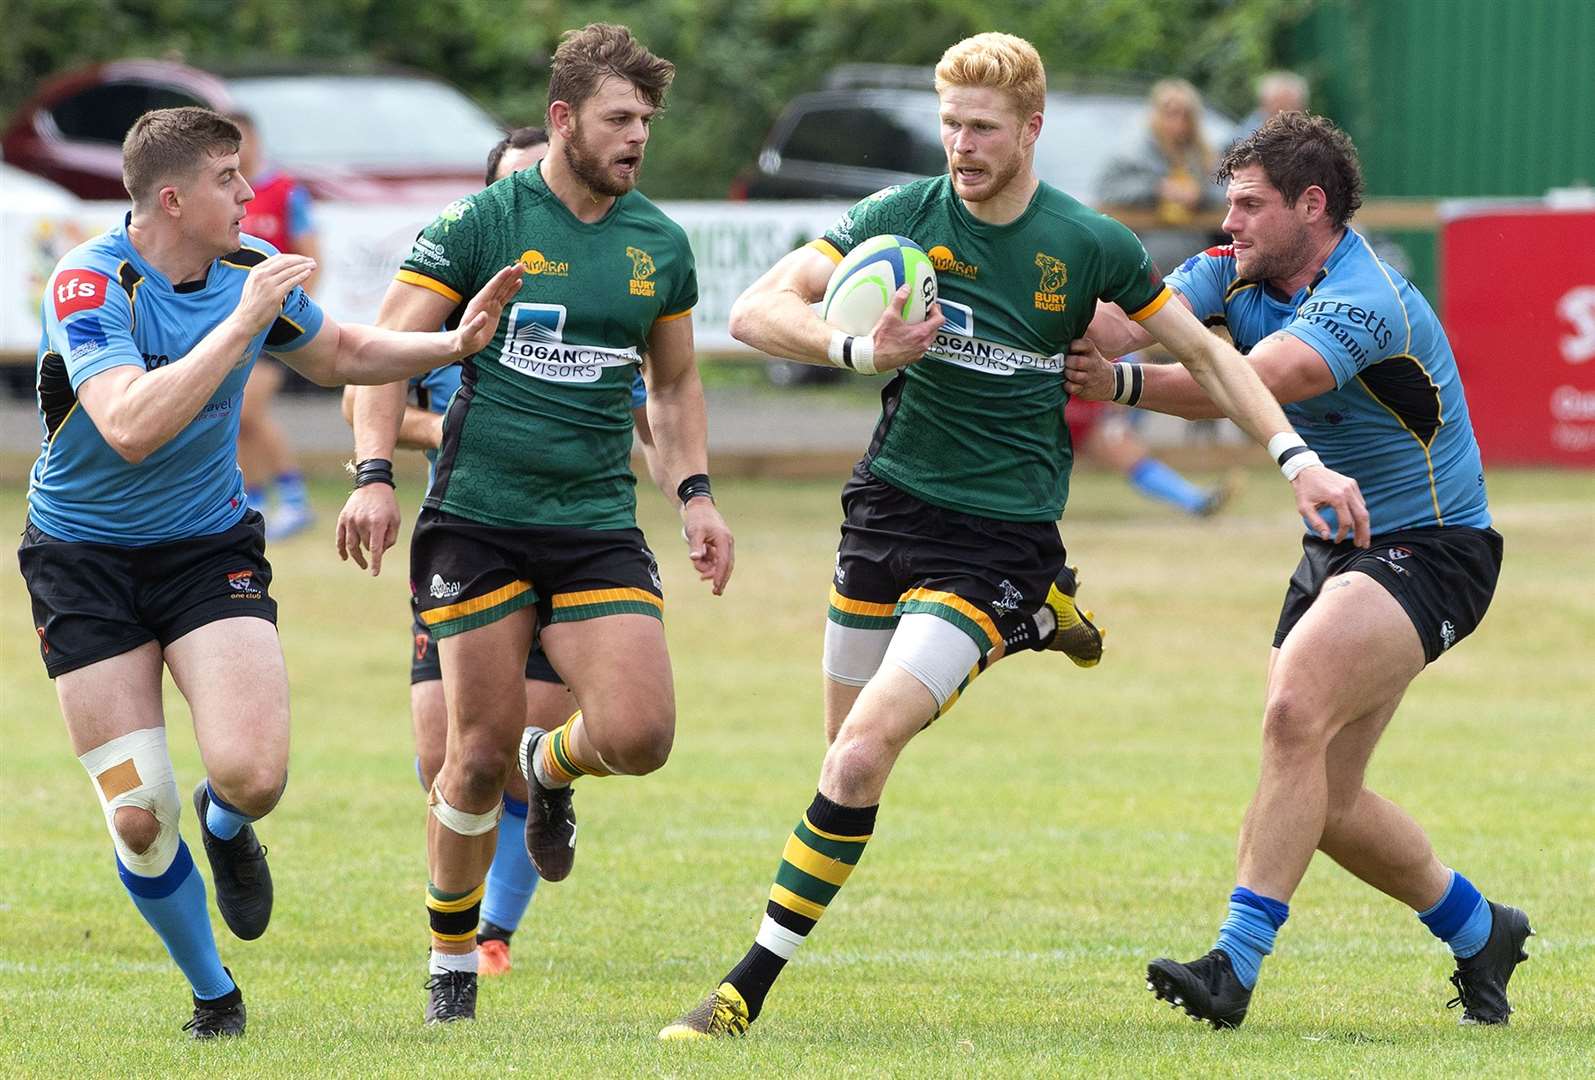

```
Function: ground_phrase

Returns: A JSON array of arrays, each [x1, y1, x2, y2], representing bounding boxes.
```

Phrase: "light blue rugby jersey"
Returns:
[[409, 364, 647, 491], [29, 218, 325, 545], [1167, 228, 1489, 534]]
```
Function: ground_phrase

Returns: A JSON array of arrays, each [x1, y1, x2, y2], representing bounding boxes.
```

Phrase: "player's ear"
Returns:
[[158, 185, 183, 218], [548, 100, 576, 140], [1301, 184, 1328, 222]]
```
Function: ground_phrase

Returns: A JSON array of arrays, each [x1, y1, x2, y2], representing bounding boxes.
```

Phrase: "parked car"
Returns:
[[732, 65, 1236, 205], [2, 59, 504, 202]]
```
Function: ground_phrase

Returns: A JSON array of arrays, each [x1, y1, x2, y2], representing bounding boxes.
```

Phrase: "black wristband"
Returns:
[[352, 458, 395, 490], [676, 473, 713, 504]]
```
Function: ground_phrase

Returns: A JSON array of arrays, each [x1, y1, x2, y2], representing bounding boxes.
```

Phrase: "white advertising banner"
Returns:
[[2, 198, 850, 358]]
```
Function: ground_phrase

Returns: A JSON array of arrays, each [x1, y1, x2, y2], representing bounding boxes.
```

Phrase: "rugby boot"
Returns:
[[424, 970, 478, 1024], [519, 729, 577, 882], [193, 781, 273, 940], [1146, 949, 1252, 1030], [1041, 564, 1105, 668], [477, 937, 512, 977], [659, 982, 752, 1040], [1446, 902, 1533, 1025], [183, 974, 246, 1039]]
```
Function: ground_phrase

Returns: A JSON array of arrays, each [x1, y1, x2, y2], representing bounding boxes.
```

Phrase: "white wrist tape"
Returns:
[[1268, 432, 1321, 481], [1110, 361, 1144, 405], [827, 330, 877, 375]]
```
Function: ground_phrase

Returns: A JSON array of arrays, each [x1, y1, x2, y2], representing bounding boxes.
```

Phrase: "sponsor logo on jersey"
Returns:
[[1033, 252, 1068, 312], [66, 316, 107, 362], [412, 237, 451, 270], [499, 302, 640, 384], [626, 246, 656, 296], [518, 248, 570, 276], [437, 198, 474, 232], [53, 269, 109, 319], [1297, 298, 1395, 352], [926, 244, 978, 280], [430, 574, 463, 600]]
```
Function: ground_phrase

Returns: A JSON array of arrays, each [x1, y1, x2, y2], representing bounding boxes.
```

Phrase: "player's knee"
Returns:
[[823, 730, 893, 799], [210, 765, 287, 819], [599, 720, 674, 776], [1260, 691, 1333, 759], [79, 728, 183, 877], [448, 743, 513, 807], [112, 806, 161, 855]]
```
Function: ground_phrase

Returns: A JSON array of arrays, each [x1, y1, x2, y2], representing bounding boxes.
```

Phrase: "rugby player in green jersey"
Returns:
[[661, 32, 1368, 1039], [335, 24, 733, 1023]]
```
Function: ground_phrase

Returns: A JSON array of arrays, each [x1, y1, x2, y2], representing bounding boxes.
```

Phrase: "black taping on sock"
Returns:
[[477, 920, 513, 945], [806, 790, 878, 837], [725, 943, 786, 1022]]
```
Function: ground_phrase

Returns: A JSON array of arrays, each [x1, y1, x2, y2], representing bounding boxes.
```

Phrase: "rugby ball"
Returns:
[[821, 235, 938, 334]]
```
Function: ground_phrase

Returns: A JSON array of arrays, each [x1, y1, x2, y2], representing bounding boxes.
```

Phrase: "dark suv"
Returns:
[[734, 65, 1235, 204]]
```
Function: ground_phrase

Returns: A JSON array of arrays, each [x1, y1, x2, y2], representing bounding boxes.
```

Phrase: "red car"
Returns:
[[3, 59, 506, 202]]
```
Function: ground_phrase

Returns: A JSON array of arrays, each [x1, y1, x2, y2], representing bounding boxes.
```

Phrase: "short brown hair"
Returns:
[[546, 23, 674, 120], [935, 32, 1047, 119], [1218, 112, 1364, 228], [122, 107, 241, 206]]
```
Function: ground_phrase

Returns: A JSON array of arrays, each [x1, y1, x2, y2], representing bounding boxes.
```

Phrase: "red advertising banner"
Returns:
[[1441, 208, 1595, 465]]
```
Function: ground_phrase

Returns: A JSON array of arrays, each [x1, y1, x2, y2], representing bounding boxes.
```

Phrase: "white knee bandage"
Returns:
[[881, 612, 982, 708], [823, 620, 895, 687], [429, 782, 503, 837], [78, 727, 181, 878]]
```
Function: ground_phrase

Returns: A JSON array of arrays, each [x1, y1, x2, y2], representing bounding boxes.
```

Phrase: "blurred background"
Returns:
[[2, 0, 1592, 484]]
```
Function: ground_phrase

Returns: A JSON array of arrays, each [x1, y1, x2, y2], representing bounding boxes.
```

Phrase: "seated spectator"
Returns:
[[1096, 78, 1225, 272]]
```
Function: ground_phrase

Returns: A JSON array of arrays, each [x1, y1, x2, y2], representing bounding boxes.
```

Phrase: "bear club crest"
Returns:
[[1034, 252, 1068, 312], [626, 246, 656, 297]]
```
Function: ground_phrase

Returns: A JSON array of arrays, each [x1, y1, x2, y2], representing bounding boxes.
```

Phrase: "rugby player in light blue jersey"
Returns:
[[337, 127, 671, 980], [1070, 112, 1530, 1029], [17, 107, 520, 1039]]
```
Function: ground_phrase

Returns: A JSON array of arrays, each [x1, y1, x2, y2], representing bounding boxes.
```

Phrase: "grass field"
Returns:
[[2, 467, 1592, 1077]]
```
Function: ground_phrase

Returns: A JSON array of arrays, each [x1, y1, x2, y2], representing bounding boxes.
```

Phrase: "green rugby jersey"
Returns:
[[397, 161, 696, 530], [817, 176, 1170, 522]]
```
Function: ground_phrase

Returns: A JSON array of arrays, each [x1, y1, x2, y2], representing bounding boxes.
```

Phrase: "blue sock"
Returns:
[[1418, 870, 1493, 959], [245, 486, 268, 513], [203, 781, 256, 842], [1215, 886, 1290, 989], [1128, 457, 1212, 515], [480, 795, 539, 932], [276, 471, 309, 511], [119, 841, 235, 1001]]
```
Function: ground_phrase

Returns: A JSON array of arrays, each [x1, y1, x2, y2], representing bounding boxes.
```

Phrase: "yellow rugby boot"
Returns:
[[659, 982, 751, 1040], [1042, 564, 1105, 668]]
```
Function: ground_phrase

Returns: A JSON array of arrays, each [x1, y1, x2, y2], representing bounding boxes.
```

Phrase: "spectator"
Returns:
[[232, 112, 320, 541], [1096, 78, 1225, 272], [1235, 70, 1310, 143]]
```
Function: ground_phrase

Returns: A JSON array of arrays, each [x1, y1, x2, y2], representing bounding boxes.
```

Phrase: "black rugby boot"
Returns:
[[424, 970, 478, 1023], [184, 973, 246, 1039], [193, 781, 273, 940], [1447, 901, 1533, 1025], [1147, 949, 1253, 1030], [519, 729, 577, 882]]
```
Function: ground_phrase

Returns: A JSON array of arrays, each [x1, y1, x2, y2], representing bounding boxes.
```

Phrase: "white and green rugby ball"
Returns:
[[821, 234, 938, 334]]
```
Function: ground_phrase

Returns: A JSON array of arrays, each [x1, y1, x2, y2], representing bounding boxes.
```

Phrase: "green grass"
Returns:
[[2, 468, 1592, 1077]]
